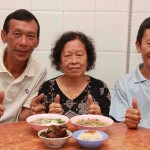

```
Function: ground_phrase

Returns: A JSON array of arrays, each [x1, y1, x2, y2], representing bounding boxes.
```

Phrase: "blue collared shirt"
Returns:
[[110, 64, 150, 128]]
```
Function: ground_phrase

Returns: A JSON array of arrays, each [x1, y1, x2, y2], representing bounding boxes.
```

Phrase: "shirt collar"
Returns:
[[23, 56, 35, 77], [134, 63, 147, 83], [0, 45, 8, 73]]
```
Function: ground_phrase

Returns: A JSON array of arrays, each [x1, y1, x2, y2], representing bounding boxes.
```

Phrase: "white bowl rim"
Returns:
[[26, 114, 70, 126], [38, 128, 72, 140], [70, 114, 113, 127]]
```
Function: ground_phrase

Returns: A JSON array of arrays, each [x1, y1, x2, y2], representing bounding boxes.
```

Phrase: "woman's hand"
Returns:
[[30, 93, 46, 115], [125, 98, 141, 129], [49, 94, 63, 114], [88, 94, 101, 115], [0, 91, 5, 117]]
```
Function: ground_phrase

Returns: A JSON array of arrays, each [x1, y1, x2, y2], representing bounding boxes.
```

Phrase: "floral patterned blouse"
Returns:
[[39, 76, 111, 119]]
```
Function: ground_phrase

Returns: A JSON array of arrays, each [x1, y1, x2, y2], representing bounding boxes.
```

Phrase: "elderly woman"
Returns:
[[31, 31, 111, 118]]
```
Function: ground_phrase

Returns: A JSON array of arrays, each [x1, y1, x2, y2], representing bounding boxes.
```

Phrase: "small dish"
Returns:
[[72, 129, 108, 149], [38, 128, 72, 148]]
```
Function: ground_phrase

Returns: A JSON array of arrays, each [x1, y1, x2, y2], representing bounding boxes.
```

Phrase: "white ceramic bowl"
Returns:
[[26, 114, 69, 132], [38, 128, 72, 148], [70, 114, 113, 131], [72, 130, 108, 149]]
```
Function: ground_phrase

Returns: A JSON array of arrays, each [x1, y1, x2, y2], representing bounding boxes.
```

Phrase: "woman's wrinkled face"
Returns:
[[60, 39, 88, 78], [136, 29, 150, 69]]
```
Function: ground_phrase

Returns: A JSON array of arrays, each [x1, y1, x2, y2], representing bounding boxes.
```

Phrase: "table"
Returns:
[[0, 121, 150, 150]]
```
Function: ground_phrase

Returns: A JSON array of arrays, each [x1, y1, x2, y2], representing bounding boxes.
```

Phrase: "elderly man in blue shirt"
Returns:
[[110, 17, 150, 129]]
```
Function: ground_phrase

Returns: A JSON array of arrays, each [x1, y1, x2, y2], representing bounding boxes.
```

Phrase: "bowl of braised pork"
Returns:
[[38, 125, 72, 148]]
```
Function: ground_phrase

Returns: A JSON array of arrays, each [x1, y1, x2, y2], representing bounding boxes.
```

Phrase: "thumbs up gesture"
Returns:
[[0, 91, 5, 117], [125, 98, 141, 129], [88, 94, 101, 115], [30, 93, 46, 115], [49, 94, 63, 114]]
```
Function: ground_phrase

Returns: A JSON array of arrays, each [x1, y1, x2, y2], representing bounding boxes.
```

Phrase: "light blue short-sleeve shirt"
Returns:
[[110, 64, 150, 128]]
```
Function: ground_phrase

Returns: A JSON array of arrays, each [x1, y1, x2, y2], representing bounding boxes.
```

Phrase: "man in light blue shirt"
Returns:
[[110, 17, 150, 129]]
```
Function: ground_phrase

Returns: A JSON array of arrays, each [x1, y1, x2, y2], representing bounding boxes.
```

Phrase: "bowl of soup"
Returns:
[[70, 114, 113, 131], [26, 114, 69, 132]]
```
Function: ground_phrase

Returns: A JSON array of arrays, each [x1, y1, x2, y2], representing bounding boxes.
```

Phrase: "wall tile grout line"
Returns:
[[126, 0, 133, 73]]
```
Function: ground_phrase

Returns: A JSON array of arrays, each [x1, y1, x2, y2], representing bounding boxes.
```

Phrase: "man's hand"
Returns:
[[49, 94, 63, 114], [30, 93, 46, 115], [125, 98, 141, 129], [88, 94, 101, 115], [0, 91, 5, 117]]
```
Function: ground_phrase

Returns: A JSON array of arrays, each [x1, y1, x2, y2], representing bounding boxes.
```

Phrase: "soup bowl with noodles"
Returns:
[[70, 114, 113, 131], [26, 114, 69, 132]]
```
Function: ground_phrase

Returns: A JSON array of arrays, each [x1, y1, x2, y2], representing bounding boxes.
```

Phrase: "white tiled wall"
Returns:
[[0, 0, 149, 91]]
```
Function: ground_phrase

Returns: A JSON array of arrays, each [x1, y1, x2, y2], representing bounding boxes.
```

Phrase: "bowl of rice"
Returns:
[[70, 114, 113, 131], [26, 114, 69, 132], [72, 130, 108, 149]]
